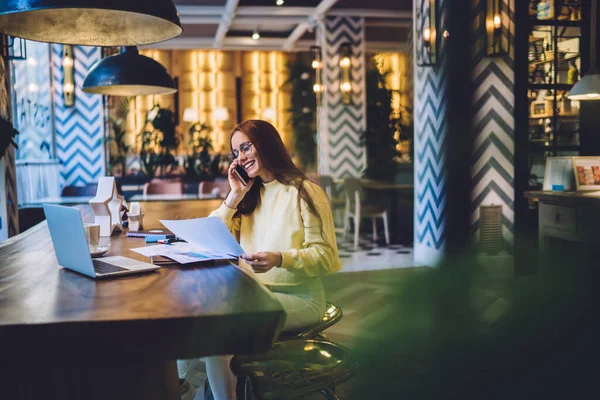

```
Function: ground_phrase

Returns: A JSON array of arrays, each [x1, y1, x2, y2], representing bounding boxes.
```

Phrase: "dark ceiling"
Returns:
[[149, 0, 411, 51]]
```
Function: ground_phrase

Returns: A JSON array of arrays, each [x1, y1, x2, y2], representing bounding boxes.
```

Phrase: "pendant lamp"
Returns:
[[0, 0, 182, 46], [568, 0, 600, 100], [82, 47, 176, 96]]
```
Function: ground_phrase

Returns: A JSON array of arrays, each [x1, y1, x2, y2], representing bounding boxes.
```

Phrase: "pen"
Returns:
[[157, 239, 174, 244]]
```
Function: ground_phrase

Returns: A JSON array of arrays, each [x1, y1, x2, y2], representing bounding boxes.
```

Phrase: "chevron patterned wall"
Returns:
[[413, 0, 449, 265], [52, 45, 105, 188], [318, 16, 366, 178], [413, 0, 516, 264], [470, 0, 515, 250]]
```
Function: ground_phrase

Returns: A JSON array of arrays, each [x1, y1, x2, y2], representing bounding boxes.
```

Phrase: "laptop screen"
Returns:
[[43, 204, 96, 278]]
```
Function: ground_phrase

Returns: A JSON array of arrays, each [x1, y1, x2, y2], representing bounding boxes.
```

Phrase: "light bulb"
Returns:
[[340, 82, 351, 92], [423, 28, 431, 41], [339, 57, 351, 68], [311, 60, 321, 69], [63, 57, 74, 68], [64, 83, 74, 93], [313, 83, 323, 93], [276, 0, 284, 5], [443, 30, 449, 38], [252, 32, 260, 40], [493, 14, 501, 29], [586, 93, 599, 98]]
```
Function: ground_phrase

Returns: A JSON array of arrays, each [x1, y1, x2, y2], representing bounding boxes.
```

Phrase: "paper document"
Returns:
[[160, 217, 244, 257], [131, 242, 235, 264]]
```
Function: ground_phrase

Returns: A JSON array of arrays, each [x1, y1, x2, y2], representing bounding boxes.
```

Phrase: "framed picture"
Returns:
[[572, 156, 600, 191], [543, 156, 575, 191]]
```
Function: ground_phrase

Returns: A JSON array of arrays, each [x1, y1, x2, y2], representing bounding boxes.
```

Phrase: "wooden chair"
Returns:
[[343, 178, 390, 249], [142, 180, 183, 195], [61, 183, 97, 197], [198, 180, 229, 199], [317, 175, 345, 233]]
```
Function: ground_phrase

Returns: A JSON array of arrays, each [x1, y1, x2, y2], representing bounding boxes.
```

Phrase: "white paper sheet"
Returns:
[[131, 242, 234, 264], [160, 217, 245, 257]]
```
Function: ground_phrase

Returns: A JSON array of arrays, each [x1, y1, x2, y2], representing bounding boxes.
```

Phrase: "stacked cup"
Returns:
[[83, 222, 101, 253]]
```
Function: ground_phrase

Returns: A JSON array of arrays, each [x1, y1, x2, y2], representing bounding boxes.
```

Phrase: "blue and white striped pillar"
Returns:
[[317, 16, 367, 179]]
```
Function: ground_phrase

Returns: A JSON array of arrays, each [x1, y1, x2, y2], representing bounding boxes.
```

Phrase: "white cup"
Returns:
[[83, 222, 100, 252]]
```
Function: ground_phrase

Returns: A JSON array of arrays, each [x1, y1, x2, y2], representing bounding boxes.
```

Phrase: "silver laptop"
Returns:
[[43, 204, 159, 278]]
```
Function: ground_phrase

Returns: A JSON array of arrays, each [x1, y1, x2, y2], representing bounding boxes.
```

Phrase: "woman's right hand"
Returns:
[[224, 159, 254, 209]]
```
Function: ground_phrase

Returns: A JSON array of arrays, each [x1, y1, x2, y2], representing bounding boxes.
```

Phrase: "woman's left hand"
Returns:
[[241, 252, 282, 273]]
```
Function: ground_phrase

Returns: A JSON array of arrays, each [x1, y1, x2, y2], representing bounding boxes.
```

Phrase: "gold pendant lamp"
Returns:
[[0, 0, 182, 46]]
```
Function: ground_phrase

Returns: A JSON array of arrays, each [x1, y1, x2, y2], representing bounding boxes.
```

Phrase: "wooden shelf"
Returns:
[[528, 83, 574, 90], [529, 18, 581, 27], [529, 53, 579, 68], [529, 113, 579, 120]]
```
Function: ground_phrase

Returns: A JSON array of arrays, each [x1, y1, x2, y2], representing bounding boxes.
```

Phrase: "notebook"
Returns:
[[43, 204, 160, 278]]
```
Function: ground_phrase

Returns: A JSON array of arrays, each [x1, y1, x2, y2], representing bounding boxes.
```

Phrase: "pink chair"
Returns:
[[198, 180, 229, 199], [142, 180, 183, 195]]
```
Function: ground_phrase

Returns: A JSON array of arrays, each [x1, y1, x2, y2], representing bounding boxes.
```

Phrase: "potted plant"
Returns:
[[106, 97, 131, 176], [136, 104, 180, 178], [184, 122, 213, 179], [361, 60, 404, 182], [284, 54, 317, 171]]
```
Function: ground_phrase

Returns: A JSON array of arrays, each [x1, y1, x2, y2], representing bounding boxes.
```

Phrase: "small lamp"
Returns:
[[416, 0, 437, 66], [486, 0, 510, 56], [311, 45, 323, 105], [568, 0, 600, 101], [339, 42, 352, 105], [62, 45, 75, 107]]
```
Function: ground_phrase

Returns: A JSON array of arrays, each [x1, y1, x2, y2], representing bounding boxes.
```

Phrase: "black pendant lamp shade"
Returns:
[[0, 0, 182, 46], [83, 47, 177, 96]]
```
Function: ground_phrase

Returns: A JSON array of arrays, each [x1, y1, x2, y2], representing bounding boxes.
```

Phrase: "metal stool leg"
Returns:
[[320, 388, 340, 399]]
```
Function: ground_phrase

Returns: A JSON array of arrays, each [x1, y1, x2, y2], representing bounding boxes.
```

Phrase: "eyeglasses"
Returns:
[[231, 141, 253, 160]]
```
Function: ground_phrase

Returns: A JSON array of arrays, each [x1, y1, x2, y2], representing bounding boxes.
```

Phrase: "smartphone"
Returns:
[[232, 164, 250, 186]]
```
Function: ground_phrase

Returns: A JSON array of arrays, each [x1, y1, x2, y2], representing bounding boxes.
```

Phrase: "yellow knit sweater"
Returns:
[[209, 179, 342, 286]]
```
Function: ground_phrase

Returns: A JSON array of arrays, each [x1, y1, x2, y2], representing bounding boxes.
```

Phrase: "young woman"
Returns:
[[205, 119, 342, 399]]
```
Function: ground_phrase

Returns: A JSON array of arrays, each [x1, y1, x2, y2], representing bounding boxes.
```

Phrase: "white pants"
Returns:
[[180, 278, 326, 400]]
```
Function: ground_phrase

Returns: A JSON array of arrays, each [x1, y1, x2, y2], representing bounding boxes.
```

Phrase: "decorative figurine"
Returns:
[[128, 202, 144, 232], [89, 177, 123, 236]]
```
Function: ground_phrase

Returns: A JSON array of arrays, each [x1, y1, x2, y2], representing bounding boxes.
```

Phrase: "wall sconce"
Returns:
[[0, 34, 27, 60], [62, 45, 75, 107], [212, 107, 230, 152], [310, 45, 323, 105], [416, 0, 437, 66], [183, 107, 199, 125], [262, 107, 276, 121], [486, 0, 510, 56], [339, 42, 352, 105]]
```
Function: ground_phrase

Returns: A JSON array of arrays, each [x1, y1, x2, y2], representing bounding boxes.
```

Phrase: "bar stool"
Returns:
[[231, 339, 357, 400], [204, 303, 357, 400]]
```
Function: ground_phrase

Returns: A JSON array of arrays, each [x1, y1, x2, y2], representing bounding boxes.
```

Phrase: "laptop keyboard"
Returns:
[[92, 259, 129, 274]]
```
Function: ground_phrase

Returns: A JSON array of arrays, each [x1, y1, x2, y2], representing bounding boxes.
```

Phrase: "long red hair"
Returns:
[[230, 120, 321, 222]]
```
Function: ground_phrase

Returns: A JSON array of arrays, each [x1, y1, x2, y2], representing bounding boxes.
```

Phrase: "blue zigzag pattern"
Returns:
[[414, 0, 448, 253], [52, 44, 104, 187]]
